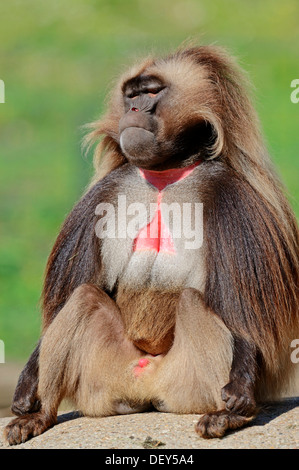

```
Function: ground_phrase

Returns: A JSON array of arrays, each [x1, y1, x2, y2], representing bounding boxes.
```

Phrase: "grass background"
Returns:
[[0, 0, 298, 361]]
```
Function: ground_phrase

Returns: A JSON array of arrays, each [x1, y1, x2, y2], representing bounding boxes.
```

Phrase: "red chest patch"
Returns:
[[133, 161, 201, 254]]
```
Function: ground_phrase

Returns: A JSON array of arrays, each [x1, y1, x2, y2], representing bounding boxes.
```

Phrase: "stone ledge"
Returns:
[[0, 398, 298, 449]]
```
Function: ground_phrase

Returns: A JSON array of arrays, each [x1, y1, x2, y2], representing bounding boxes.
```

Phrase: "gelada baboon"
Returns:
[[5, 45, 299, 445]]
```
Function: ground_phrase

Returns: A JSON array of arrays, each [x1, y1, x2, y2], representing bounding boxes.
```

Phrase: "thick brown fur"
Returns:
[[5, 44, 299, 445], [85, 45, 299, 398]]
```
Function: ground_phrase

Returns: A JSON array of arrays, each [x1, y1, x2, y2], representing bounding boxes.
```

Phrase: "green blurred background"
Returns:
[[0, 0, 299, 362]]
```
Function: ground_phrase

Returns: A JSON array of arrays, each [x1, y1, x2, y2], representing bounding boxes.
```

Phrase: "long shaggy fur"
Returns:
[[78, 45, 299, 397]]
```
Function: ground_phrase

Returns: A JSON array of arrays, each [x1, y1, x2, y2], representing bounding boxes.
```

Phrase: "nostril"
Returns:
[[131, 107, 139, 112]]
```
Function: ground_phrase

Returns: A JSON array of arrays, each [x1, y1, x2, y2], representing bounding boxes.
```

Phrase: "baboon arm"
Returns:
[[41, 170, 123, 329], [221, 336, 257, 416], [11, 341, 41, 416], [204, 168, 298, 364], [12, 171, 121, 415]]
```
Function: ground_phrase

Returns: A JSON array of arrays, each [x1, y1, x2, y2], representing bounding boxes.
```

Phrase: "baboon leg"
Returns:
[[4, 284, 142, 445], [150, 288, 255, 437], [196, 335, 258, 439], [149, 288, 233, 413]]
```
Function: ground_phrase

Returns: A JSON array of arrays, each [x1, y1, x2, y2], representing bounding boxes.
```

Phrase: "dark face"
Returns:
[[118, 73, 212, 170]]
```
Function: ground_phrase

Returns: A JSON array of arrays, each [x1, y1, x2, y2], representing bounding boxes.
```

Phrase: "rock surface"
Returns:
[[0, 398, 298, 449]]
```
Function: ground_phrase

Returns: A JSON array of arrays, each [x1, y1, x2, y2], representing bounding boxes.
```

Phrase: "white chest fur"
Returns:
[[96, 167, 205, 293]]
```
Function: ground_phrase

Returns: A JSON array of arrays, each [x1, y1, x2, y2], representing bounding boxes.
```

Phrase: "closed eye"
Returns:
[[148, 91, 159, 97], [126, 87, 165, 100], [145, 86, 165, 97]]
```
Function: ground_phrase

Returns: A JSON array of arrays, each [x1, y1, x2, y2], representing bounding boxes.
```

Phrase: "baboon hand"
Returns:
[[221, 379, 256, 416]]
